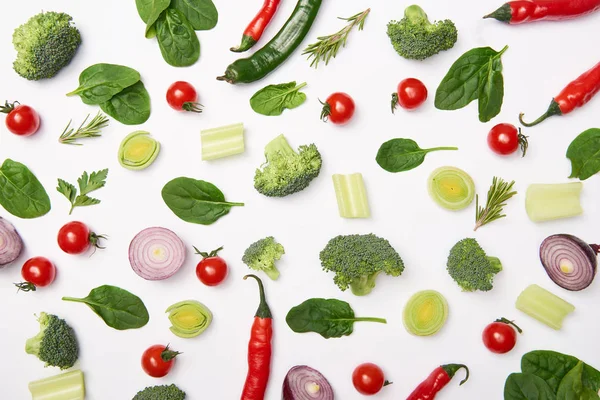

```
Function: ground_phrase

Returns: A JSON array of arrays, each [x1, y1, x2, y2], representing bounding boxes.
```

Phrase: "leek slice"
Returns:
[[428, 166, 475, 210], [201, 122, 245, 160], [525, 182, 583, 222], [516, 284, 575, 330], [403, 290, 448, 336], [332, 173, 370, 218], [118, 130, 160, 170], [166, 300, 212, 338], [29, 369, 85, 400]]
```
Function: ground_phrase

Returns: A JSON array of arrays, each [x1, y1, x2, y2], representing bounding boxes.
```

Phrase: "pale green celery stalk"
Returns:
[[201, 123, 245, 160], [516, 284, 575, 330], [332, 173, 370, 218], [525, 182, 583, 222], [29, 369, 85, 400]]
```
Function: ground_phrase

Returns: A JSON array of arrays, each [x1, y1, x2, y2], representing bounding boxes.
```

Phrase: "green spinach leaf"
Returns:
[[135, 0, 171, 36], [0, 159, 51, 219], [99, 81, 151, 125], [161, 177, 244, 225], [557, 362, 600, 400], [66, 63, 141, 105], [566, 128, 600, 181], [522, 351, 600, 393], [375, 138, 458, 173], [250, 82, 307, 116], [171, 0, 218, 30], [156, 9, 200, 67], [504, 373, 556, 400]]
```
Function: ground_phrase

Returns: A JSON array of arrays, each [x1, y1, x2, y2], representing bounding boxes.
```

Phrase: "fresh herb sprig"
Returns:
[[474, 177, 517, 231], [302, 8, 370, 68], [57, 169, 109, 214], [59, 112, 109, 145]]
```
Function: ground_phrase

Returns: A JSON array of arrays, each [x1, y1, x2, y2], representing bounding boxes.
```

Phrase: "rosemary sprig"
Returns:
[[474, 177, 517, 231], [59, 112, 109, 145], [302, 8, 370, 68]]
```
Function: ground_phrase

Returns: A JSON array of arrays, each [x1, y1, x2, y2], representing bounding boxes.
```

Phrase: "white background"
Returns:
[[1, 0, 599, 399]]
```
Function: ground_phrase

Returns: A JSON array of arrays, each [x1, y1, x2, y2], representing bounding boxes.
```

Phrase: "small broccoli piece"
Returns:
[[446, 238, 502, 292], [387, 5, 457, 61], [319, 234, 405, 296], [133, 384, 186, 400], [254, 134, 322, 197], [25, 312, 79, 370], [12, 11, 82, 80], [242, 236, 285, 280]]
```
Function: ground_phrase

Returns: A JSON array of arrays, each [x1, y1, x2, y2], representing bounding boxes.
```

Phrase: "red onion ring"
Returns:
[[0, 217, 23, 267], [282, 365, 334, 400], [129, 227, 186, 280], [540, 234, 599, 291]]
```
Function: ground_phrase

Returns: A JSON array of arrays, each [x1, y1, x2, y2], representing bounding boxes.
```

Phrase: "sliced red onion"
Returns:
[[0, 217, 23, 267], [282, 365, 334, 400], [129, 227, 186, 280], [540, 234, 599, 291]]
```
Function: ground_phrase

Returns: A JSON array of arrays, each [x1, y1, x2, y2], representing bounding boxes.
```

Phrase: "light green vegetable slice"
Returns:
[[201, 123, 245, 160], [332, 173, 370, 218], [525, 182, 583, 222], [29, 369, 85, 400], [516, 284, 575, 330], [166, 300, 212, 338], [403, 290, 448, 336], [118, 131, 160, 170], [428, 166, 475, 210]]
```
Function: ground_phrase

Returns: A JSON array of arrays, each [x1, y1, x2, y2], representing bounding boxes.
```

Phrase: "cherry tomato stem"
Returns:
[[495, 317, 523, 333], [194, 245, 228, 286]]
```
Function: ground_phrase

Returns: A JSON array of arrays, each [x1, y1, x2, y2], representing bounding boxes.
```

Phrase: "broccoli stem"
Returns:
[[487, 256, 503, 272], [349, 273, 380, 296], [264, 134, 296, 161], [404, 5, 431, 25]]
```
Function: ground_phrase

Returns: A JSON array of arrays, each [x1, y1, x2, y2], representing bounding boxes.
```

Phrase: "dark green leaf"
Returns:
[[0, 159, 51, 219], [171, 0, 218, 30], [155, 9, 200, 67], [556, 362, 600, 400], [566, 128, 600, 181], [73, 195, 101, 208], [375, 138, 458, 173], [504, 373, 556, 400], [78, 169, 108, 195], [250, 82, 307, 116], [135, 0, 171, 36], [99, 81, 151, 125], [478, 56, 504, 122], [522, 351, 600, 393], [66, 64, 140, 105], [57, 179, 77, 204]]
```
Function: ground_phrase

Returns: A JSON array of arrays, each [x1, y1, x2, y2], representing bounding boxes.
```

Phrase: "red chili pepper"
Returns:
[[519, 61, 600, 127], [406, 364, 469, 400], [484, 0, 600, 24], [231, 0, 282, 53], [241, 274, 273, 400]]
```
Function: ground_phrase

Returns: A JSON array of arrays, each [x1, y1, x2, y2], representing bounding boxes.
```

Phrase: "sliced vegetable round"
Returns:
[[165, 300, 212, 338], [539, 234, 599, 291], [282, 365, 334, 400], [129, 227, 185, 280], [403, 290, 448, 336], [0, 217, 23, 267], [118, 131, 160, 170], [428, 166, 475, 210]]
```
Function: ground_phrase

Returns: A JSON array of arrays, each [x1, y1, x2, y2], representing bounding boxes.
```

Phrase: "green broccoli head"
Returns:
[[25, 312, 79, 370], [320, 234, 405, 296], [242, 236, 285, 280], [254, 134, 322, 197], [12, 11, 82, 80], [447, 238, 502, 292], [387, 5, 457, 61], [133, 384, 186, 400]]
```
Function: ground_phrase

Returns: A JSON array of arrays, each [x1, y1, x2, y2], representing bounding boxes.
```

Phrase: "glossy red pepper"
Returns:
[[406, 364, 469, 400], [519, 61, 600, 127], [231, 0, 282, 53], [484, 0, 600, 24]]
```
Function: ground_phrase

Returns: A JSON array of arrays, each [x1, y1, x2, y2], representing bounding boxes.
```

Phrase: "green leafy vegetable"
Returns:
[[155, 8, 201, 67], [474, 176, 517, 230], [66, 63, 140, 105], [525, 182, 583, 222], [556, 362, 599, 400], [566, 128, 600, 181], [0, 159, 51, 219], [135, 0, 171, 36], [250, 82, 307, 116], [99, 81, 151, 125], [171, 0, 218, 30], [56, 169, 108, 215], [201, 123, 245, 160], [376, 138, 458, 173], [332, 173, 370, 218], [29, 369, 85, 400], [504, 373, 556, 400], [59, 112, 109, 145]]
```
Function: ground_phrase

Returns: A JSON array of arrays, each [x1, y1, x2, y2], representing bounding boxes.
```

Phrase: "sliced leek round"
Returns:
[[118, 130, 160, 170], [428, 166, 475, 210], [403, 290, 448, 336]]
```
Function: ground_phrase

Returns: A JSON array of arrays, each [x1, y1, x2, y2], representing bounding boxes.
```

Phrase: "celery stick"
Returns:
[[201, 123, 245, 160], [332, 173, 370, 218], [525, 182, 583, 222], [29, 369, 85, 400], [516, 284, 575, 330]]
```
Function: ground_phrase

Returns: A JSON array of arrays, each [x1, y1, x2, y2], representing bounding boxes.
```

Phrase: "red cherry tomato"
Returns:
[[57, 221, 106, 255], [141, 344, 180, 378], [16, 257, 56, 291], [487, 123, 529, 157], [1, 101, 40, 136], [482, 318, 522, 354], [320, 92, 355, 125], [194, 246, 228, 286], [166, 81, 203, 113], [352, 363, 390, 395], [392, 78, 428, 112]]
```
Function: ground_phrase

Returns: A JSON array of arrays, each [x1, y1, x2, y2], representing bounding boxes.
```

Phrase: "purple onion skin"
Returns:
[[282, 365, 334, 400], [0, 217, 24, 267]]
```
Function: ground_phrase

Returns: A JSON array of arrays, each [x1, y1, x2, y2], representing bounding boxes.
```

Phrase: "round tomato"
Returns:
[[320, 92, 355, 125], [58, 221, 105, 255], [482, 318, 522, 354], [487, 123, 529, 156], [19, 257, 56, 290], [392, 78, 428, 111], [1, 101, 40, 136], [352, 363, 390, 395], [194, 246, 227, 286], [166, 81, 203, 112], [141, 344, 180, 378]]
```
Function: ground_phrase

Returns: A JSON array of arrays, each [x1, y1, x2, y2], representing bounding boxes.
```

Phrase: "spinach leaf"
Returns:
[[522, 351, 600, 393], [171, 0, 218, 30], [250, 82, 307, 116], [156, 9, 200, 67], [557, 362, 600, 400], [566, 128, 600, 181], [62, 285, 149, 330], [135, 0, 171, 36], [435, 45, 508, 122], [504, 373, 556, 400], [161, 177, 244, 225], [375, 138, 458, 173], [99, 81, 151, 125], [0, 159, 51, 219], [66, 64, 141, 105], [285, 298, 386, 339]]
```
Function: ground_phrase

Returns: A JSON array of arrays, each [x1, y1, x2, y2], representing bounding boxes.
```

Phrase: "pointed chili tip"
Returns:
[[483, 4, 512, 22]]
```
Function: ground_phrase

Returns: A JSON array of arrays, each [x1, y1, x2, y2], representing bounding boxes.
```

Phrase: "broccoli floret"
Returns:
[[254, 134, 322, 197], [320, 234, 405, 296], [387, 5, 457, 61], [25, 312, 79, 370], [133, 384, 186, 400], [242, 236, 285, 280], [12, 11, 82, 80], [446, 238, 502, 292]]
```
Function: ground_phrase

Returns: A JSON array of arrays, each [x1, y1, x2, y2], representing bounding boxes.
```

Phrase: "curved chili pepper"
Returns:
[[484, 0, 600, 24], [406, 363, 469, 400], [231, 0, 282, 53], [519, 61, 600, 127], [241, 274, 273, 400]]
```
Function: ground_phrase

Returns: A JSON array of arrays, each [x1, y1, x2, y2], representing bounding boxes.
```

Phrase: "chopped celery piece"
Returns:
[[201, 122, 245, 160], [29, 369, 85, 400], [516, 284, 575, 330], [332, 173, 370, 218], [525, 182, 583, 222]]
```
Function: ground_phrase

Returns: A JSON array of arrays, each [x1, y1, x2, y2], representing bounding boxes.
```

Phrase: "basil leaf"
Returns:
[[566, 128, 600, 181], [99, 81, 151, 125], [375, 138, 458, 173], [161, 177, 244, 225], [66, 63, 141, 105], [171, 0, 218, 30], [135, 0, 171, 36], [250, 82, 307, 116], [0, 159, 51, 219], [156, 9, 200, 67], [62, 285, 149, 330], [522, 351, 600, 393], [504, 373, 556, 400]]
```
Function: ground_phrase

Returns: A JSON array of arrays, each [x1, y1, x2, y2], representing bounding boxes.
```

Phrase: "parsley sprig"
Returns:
[[57, 169, 109, 214], [474, 177, 517, 231]]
